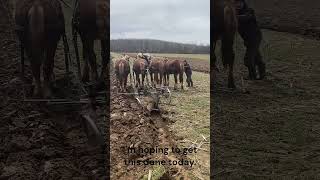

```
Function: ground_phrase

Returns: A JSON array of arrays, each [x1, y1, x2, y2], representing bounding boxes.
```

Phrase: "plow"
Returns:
[[117, 68, 172, 112], [16, 0, 106, 146]]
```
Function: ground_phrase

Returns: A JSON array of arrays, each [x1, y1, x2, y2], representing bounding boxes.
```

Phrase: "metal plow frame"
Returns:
[[117, 67, 172, 111], [19, 11, 106, 146]]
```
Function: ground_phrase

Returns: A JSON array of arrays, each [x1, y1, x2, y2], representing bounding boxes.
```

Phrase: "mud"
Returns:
[[110, 67, 191, 179], [0, 1, 107, 179], [212, 29, 320, 178], [247, 0, 320, 39]]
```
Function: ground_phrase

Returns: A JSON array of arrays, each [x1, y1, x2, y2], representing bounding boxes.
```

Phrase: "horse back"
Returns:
[[133, 59, 146, 74], [15, 0, 64, 35], [165, 59, 183, 74]]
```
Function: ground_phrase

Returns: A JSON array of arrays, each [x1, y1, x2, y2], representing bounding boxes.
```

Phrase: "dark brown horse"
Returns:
[[132, 58, 148, 88], [15, 0, 65, 97], [114, 56, 130, 92], [164, 59, 184, 90], [212, 0, 237, 88], [149, 58, 166, 87], [73, 0, 109, 85]]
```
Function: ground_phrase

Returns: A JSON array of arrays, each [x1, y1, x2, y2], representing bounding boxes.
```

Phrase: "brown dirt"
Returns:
[[212, 29, 320, 178], [110, 67, 192, 179], [0, 1, 107, 179], [247, 0, 320, 39]]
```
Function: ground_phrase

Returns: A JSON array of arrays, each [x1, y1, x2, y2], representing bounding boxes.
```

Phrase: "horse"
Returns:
[[132, 57, 148, 88], [183, 60, 193, 87], [72, 0, 109, 87], [15, 0, 66, 97], [114, 56, 130, 92], [149, 58, 166, 87], [164, 59, 185, 90], [212, 0, 237, 89]]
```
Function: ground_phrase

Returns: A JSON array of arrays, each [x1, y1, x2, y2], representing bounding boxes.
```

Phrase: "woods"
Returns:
[[111, 39, 210, 54]]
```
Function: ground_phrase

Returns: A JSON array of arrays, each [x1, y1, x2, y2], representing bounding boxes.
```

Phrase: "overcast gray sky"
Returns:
[[111, 0, 210, 45]]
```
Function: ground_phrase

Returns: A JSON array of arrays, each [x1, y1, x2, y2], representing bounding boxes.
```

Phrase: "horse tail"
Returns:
[[224, 3, 237, 34], [28, 1, 45, 63], [119, 61, 124, 77]]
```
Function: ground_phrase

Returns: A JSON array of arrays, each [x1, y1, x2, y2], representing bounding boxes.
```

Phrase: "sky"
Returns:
[[111, 0, 210, 45]]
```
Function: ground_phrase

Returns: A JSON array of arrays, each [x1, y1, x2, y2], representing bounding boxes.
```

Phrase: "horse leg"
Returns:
[[244, 46, 257, 80], [221, 36, 236, 89], [20, 41, 25, 81], [173, 74, 178, 90], [255, 50, 266, 80], [136, 73, 140, 88], [212, 40, 219, 72], [100, 39, 108, 82], [150, 72, 154, 87], [88, 39, 98, 82], [160, 73, 163, 87], [179, 72, 184, 90], [82, 41, 90, 82], [124, 74, 128, 92], [43, 41, 58, 98], [31, 62, 41, 97], [142, 72, 145, 88], [155, 73, 159, 87]]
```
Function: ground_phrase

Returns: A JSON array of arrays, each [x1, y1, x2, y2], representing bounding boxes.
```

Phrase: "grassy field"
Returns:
[[112, 52, 210, 179], [152, 53, 209, 61], [165, 71, 210, 180], [121, 53, 209, 61], [112, 52, 210, 73]]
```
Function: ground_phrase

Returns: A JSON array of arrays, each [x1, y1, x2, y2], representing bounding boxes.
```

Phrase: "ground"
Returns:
[[0, 1, 107, 179], [110, 53, 210, 179], [247, 0, 320, 39], [212, 29, 320, 178]]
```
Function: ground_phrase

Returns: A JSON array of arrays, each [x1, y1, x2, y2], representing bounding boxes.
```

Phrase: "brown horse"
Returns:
[[114, 56, 130, 92], [164, 59, 184, 90], [15, 0, 65, 97], [212, 0, 237, 88], [132, 58, 148, 88], [149, 58, 166, 87], [73, 0, 109, 85]]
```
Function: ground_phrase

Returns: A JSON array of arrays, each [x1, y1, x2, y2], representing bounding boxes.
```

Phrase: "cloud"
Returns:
[[111, 0, 210, 45]]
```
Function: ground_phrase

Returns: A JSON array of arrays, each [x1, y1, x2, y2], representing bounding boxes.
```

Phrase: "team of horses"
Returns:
[[15, 0, 109, 98], [114, 54, 192, 92]]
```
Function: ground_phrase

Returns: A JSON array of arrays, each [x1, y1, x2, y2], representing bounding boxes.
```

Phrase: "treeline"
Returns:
[[111, 39, 210, 54]]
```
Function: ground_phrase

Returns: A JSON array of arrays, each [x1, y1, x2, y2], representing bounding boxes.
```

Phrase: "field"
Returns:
[[213, 29, 320, 178], [122, 53, 210, 73], [247, 0, 320, 39], [111, 53, 210, 179]]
